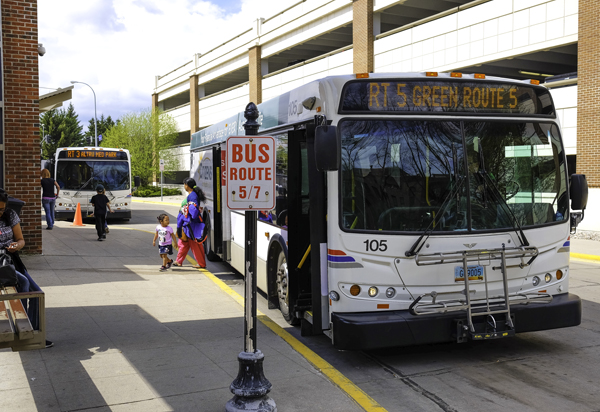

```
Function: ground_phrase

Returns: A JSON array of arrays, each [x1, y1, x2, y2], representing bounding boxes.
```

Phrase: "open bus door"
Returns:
[[198, 146, 224, 261], [285, 125, 328, 336]]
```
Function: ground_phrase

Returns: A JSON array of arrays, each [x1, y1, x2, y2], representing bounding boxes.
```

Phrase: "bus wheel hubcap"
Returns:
[[276, 258, 289, 312]]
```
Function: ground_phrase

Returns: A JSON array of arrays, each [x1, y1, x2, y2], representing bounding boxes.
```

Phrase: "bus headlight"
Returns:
[[385, 287, 396, 298], [368, 286, 378, 297], [532, 276, 540, 287], [329, 291, 340, 301], [545, 273, 552, 283]]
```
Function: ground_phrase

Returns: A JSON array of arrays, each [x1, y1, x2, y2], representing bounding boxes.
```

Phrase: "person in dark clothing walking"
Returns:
[[90, 184, 113, 241], [41, 169, 60, 230]]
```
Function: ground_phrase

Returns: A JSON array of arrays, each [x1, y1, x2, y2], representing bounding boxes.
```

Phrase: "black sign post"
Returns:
[[226, 103, 276, 412]]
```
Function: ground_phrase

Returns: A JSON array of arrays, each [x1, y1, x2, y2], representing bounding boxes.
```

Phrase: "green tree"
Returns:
[[40, 103, 85, 160], [84, 114, 117, 146], [102, 108, 179, 185]]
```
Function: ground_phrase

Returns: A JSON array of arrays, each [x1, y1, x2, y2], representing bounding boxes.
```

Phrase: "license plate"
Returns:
[[454, 265, 484, 282]]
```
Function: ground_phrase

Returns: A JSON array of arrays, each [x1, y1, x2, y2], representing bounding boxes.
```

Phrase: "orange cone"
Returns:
[[71, 203, 85, 226]]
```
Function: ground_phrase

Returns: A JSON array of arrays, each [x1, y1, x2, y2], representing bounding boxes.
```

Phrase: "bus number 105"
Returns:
[[364, 239, 388, 252]]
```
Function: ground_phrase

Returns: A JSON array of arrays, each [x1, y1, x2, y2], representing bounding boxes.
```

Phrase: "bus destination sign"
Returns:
[[226, 136, 275, 211], [57, 150, 128, 160], [340, 80, 554, 116]]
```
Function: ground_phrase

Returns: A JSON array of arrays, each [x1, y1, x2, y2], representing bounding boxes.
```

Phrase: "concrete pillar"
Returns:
[[353, 0, 374, 74], [261, 58, 269, 77], [151, 93, 158, 110], [577, 0, 600, 187], [190, 74, 200, 133], [249, 45, 262, 104], [373, 12, 381, 37]]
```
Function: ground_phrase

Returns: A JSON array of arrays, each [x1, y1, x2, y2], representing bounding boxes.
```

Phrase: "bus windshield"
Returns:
[[56, 160, 130, 191], [340, 119, 568, 233]]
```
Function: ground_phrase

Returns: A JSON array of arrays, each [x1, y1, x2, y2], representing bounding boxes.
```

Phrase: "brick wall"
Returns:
[[249, 46, 262, 104], [577, 0, 600, 187], [353, 0, 373, 74], [1, 1, 41, 253]]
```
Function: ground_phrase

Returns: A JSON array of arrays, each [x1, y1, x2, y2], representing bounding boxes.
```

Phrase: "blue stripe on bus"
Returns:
[[328, 255, 356, 263]]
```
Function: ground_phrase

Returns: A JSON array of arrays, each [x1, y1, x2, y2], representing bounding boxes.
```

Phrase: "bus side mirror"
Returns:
[[134, 176, 141, 188], [570, 174, 588, 210], [570, 174, 588, 233], [315, 125, 340, 171]]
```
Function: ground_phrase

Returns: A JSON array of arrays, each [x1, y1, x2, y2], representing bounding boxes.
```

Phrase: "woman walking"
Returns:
[[41, 169, 60, 230], [173, 177, 207, 269]]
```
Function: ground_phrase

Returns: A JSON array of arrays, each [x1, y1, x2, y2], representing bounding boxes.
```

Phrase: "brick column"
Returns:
[[577, 0, 600, 187], [189, 74, 199, 133], [353, 0, 374, 74], [249, 45, 262, 104], [1, 1, 42, 254]]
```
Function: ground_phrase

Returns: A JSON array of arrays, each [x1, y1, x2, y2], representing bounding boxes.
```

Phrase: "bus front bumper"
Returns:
[[55, 210, 131, 221], [330, 293, 581, 351]]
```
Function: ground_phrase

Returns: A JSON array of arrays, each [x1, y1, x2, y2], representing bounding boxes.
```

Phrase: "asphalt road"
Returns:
[[128, 200, 600, 412]]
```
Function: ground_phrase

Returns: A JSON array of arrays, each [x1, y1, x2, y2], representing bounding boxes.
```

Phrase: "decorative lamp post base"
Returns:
[[226, 395, 277, 412], [226, 350, 276, 412]]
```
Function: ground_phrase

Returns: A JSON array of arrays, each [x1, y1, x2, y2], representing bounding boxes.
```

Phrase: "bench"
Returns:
[[0, 286, 45, 351]]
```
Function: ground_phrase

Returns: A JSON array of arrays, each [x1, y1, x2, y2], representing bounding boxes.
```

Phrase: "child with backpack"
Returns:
[[90, 185, 113, 241]]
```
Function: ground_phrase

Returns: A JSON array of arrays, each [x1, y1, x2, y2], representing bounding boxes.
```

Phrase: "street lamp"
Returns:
[[70, 80, 98, 147]]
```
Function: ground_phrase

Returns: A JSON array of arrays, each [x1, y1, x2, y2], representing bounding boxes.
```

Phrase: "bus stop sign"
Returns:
[[226, 136, 275, 210]]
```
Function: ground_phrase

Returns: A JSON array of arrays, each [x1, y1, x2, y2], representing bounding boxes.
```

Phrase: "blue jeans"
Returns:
[[42, 198, 55, 228], [16, 270, 40, 330]]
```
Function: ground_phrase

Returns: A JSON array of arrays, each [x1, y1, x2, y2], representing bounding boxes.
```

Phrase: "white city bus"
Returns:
[[191, 72, 588, 350], [54, 147, 132, 220]]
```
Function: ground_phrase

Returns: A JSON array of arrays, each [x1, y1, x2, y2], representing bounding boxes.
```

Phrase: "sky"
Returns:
[[38, 0, 298, 131]]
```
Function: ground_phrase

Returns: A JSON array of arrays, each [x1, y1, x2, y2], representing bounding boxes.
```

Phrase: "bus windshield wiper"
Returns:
[[405, 174, 466, 257], [73, 176, 97, 198], [476, 143, 529, 248]]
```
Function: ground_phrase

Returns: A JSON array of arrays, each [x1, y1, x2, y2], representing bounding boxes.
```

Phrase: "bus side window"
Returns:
[[275, 133, 288, 227]]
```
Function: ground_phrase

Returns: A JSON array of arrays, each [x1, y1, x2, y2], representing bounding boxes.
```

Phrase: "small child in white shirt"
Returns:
[[152, 213, 177, 271]]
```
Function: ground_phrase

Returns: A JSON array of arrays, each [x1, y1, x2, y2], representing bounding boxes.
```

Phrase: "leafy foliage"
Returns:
[[132, 186, 182, 197], [40, 103, 85, 160], [84, 115, 118, 146], [101, 108, 179, 186]]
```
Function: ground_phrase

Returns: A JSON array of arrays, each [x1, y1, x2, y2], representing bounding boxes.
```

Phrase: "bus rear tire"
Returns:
[[276, 250, 299, 325]]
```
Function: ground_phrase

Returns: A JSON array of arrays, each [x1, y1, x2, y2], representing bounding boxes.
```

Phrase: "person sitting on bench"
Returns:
[[0, 189, 53, 348]]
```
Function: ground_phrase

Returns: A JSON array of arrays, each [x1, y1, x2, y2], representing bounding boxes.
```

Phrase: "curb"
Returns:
[[571, 252, 600, 262], [131, 198, 181, 206]]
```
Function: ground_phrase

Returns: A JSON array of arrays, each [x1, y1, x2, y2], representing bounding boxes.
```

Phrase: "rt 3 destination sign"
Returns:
[[226, 136, 275, 211]]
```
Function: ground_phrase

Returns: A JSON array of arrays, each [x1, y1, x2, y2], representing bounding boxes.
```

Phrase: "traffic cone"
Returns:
[[71, 203, 85, 226]]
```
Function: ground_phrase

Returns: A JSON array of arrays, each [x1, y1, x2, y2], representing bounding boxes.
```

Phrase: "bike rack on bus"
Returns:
[[409, 245, 551, 341]]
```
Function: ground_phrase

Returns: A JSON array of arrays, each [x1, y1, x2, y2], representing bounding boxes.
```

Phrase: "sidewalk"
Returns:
[[0, 221, 365, 412], [569, 238, 600, 260], [132, 195, 183, 207]]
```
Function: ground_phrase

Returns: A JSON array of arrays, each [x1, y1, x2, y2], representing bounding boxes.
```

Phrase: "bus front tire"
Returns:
[[276, 250, 299, 325]]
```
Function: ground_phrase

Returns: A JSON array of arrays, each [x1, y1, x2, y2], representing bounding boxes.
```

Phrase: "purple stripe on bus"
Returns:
[[328, 255, 356, 263]]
